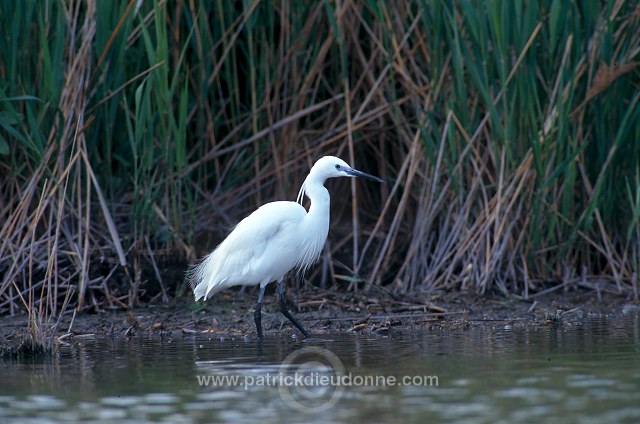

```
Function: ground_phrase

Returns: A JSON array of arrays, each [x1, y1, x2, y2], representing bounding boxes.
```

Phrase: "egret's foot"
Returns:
[[277, 280, 309, 338], [254, 285, 266, 340], [280, 307, 309, 337], [254, 310, 264, 340]]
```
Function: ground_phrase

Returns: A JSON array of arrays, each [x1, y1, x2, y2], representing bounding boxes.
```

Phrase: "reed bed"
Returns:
[[1, 0, 639, 347]]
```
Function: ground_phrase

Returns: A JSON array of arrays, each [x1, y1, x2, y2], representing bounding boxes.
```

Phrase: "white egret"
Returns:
[[187, 156, 384, 338]]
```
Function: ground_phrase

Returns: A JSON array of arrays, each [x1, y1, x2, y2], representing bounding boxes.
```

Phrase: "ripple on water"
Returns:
[[90, 407, 128, 420], [100, 395, 141, 407], [1, 321, 639, 423], [183, 400, 213, 412], [496, 386, 564, 403], [509, 404, 554, 422], [566, 374, 616, 388], [427, 400, 494, 421], [24, 395, 66, 409], [130, 402, 177, 415], [143, 393, 180, 404], [588, 406, 640, 424], [196, 389, 246, 402]]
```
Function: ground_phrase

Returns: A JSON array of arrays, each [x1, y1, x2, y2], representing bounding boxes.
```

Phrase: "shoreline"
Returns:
[[2, 288, 638, 358]]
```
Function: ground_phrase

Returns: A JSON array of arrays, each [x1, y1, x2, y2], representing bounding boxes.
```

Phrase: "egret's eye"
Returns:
[[335, 164, 340, 170]]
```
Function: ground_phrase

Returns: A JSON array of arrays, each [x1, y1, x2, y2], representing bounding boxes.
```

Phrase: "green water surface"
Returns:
[[1, 316, 639, 423]]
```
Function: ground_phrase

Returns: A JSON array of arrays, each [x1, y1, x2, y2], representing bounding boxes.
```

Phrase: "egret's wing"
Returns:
[[189, 201, 306, 300], [226, 201, 304, 257]]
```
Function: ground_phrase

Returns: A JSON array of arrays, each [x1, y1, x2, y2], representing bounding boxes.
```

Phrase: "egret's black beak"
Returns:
[[345, 167, 385, 183]]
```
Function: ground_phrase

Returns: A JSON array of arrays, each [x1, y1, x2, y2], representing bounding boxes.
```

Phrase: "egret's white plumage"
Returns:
[[190, 201, 312, 300], [187, 155, 384, 338]]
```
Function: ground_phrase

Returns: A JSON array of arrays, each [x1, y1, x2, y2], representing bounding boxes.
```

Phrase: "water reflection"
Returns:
[[0, 315, 638, 422]]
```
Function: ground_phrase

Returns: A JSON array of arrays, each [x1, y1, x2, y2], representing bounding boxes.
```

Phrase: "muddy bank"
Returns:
[[2, 287, 638, 357]]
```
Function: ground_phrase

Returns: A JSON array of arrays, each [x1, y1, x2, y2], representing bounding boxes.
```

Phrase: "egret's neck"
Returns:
[[301, 175, 330, 221], [297, 174, 331, 262]]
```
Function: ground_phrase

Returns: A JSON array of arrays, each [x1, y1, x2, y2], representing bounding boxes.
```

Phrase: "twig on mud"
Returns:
[[145, 236, 169, 303], [306, 310, 468, 322]]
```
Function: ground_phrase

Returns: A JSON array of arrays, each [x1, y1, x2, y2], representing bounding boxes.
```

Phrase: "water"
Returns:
[[1, 316, 639, 423]]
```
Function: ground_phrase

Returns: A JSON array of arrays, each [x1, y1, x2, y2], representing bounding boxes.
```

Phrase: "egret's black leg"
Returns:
[[277, 279, 309, 337], [254, 285, 266, 339]]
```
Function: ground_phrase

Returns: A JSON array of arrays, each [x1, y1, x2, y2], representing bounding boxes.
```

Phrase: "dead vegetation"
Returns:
[[1, 1, 639, 352]]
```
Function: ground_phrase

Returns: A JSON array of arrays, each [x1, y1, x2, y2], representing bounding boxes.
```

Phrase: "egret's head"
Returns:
[[297, 156, 385, 205], [311, 156, 385, 182]]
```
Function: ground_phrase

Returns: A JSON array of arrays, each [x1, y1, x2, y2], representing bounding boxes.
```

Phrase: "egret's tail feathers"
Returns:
[[193, 278, 223, 301], [186, 251, 229, 301]]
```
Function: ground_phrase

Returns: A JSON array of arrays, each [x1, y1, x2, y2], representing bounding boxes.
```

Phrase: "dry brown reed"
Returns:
[[1, 1, 639, 351]]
